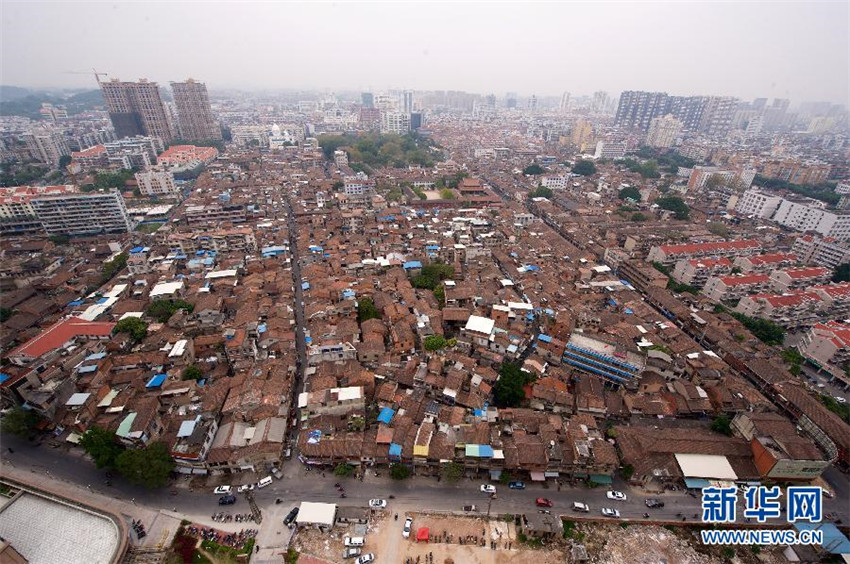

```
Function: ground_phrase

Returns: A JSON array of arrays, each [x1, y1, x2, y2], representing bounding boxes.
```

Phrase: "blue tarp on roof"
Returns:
[[342, 289, 355, 298], [129, 246, 145, 254], [403, 261, 423, 270], [305, 337, 312, 344], [308, 245, 323, 252], [624, 308, 634, 314], [794, 523, 850, 554], [388, 443, 402, 457], [67, 300, 84, 307], [525, 265, 540, 271], [684, 478, 711, 489], [146, 373, 167, 388], [0, 374, 10, 385], [465, 444, 494, 458], [85, 352, 107, 361], [538, 334, 553, 343], [77, 365, 97, 374], [377, 407, 395, 424], [301, 282, 310, 290], [96, 297, 109, 304], [425, 245, 439, 251], [257, 324, 267, 333]]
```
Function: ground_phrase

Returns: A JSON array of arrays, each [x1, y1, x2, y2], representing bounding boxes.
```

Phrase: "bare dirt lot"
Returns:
[[368, 512, 565, 564]]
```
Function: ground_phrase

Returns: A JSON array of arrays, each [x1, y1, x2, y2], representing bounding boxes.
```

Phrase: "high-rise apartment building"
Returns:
[[381, 112, 410, 135], [361, 92, 374, 108], [591, 91, 608, 113], [402, 90, 414, 114], [559, 92, 571, 113], [506, 92, 517, 109], [171, 79, 221, 141], [100, 78, 174, 142], [28, 188, 133, 236], [614, 91, 669, 132], [698, 96, 739, 136], [135, 167, 179, 197], [23, 127, 70, 166], [646, 114, 683, 148], [667, 96, 707, 131]]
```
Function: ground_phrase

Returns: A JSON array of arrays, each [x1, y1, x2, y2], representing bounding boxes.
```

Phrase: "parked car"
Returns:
[[257, 476, 273, 489], [645, 498, 664, 508], [218, 495, 236, 505], [237, 484, 255, 493], [601, 508, 621, 518], [463, 505, 478, 512], [344, 536, 365, 547], [535, 498, 554, 508], [508, 481, 526, 490], [355, 554, 374, 564], [342, 547, 362, 559], [283, 507, 299, 525], [272, 468, 284, 479], [213, 486, 232, 495], [572, 502, 590, 513], [480, 484, 496, 494], [402, 517, 413, 538], [369, 499, 387, 509], [606, 491, 627, 501]]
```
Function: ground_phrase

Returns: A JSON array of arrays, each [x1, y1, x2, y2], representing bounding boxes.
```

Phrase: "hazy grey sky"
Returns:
[[2, 1, 848, 104]]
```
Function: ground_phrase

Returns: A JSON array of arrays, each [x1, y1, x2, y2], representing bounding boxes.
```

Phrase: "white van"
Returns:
[[344, 536, 365, 547], [257, 476, 273, 489]]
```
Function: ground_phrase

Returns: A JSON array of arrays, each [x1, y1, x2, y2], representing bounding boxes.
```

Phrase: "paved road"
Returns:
[[4, 433, 847, 530], [285, 197, 308, 448]]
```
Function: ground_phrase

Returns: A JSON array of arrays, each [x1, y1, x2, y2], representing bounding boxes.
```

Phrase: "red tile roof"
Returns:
[[747, 253, 797, 265], [71, 145, 106, 158], [8, 317, 115, 360], [755, 292, 822, 308], [688, 258, 732, 268], [719, 274, 770, 286], [780, 267, 830, 279]]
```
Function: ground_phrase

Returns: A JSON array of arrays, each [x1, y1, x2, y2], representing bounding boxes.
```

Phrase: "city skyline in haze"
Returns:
[[1, 1, 848, 105]]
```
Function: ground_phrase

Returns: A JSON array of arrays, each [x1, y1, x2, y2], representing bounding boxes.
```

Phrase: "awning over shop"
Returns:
[[573, 473, 588, 478], [489, 469, 503, 480], [589, 474, 613, 484], [684, 478, 711, 489], [544, 471, 560, 478], [416, 527, 430, 542], [530, 471, 546, 481]]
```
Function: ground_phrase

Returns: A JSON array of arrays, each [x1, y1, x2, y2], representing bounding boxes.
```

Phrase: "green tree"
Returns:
[[631, 212, 647, 222], [572, 160, 597, 176], [99, 252, 128, 285], [833, 263, 850, 283], [114, 317, 149, 342], [523, 163, 544, 175], [656, 196, 690, 220], [58, 155, 72, 169], [618, 186, 641, 201], [528, 186, 553, 199], [424, 335, 448, 351], [0, 406, 40, 438], [0, 307, 13, 322], [357, 298, 381, 323], [439, 188, 455, 199], [80, 426, 123, 468], [710, 415, 733, 436], [115, 442, 174, 489], [730, 313, 785, 346], [441, 462, 465, 482], [493, 362, 533, 408], [707, 222, 730, 237], [182, 365, 203, 381], [333, 463, 355, 478], [433, 285, 445, 308], [621, 464, 635, 481], [146, 299, 194, 323], [389, 464, 410, 480]]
